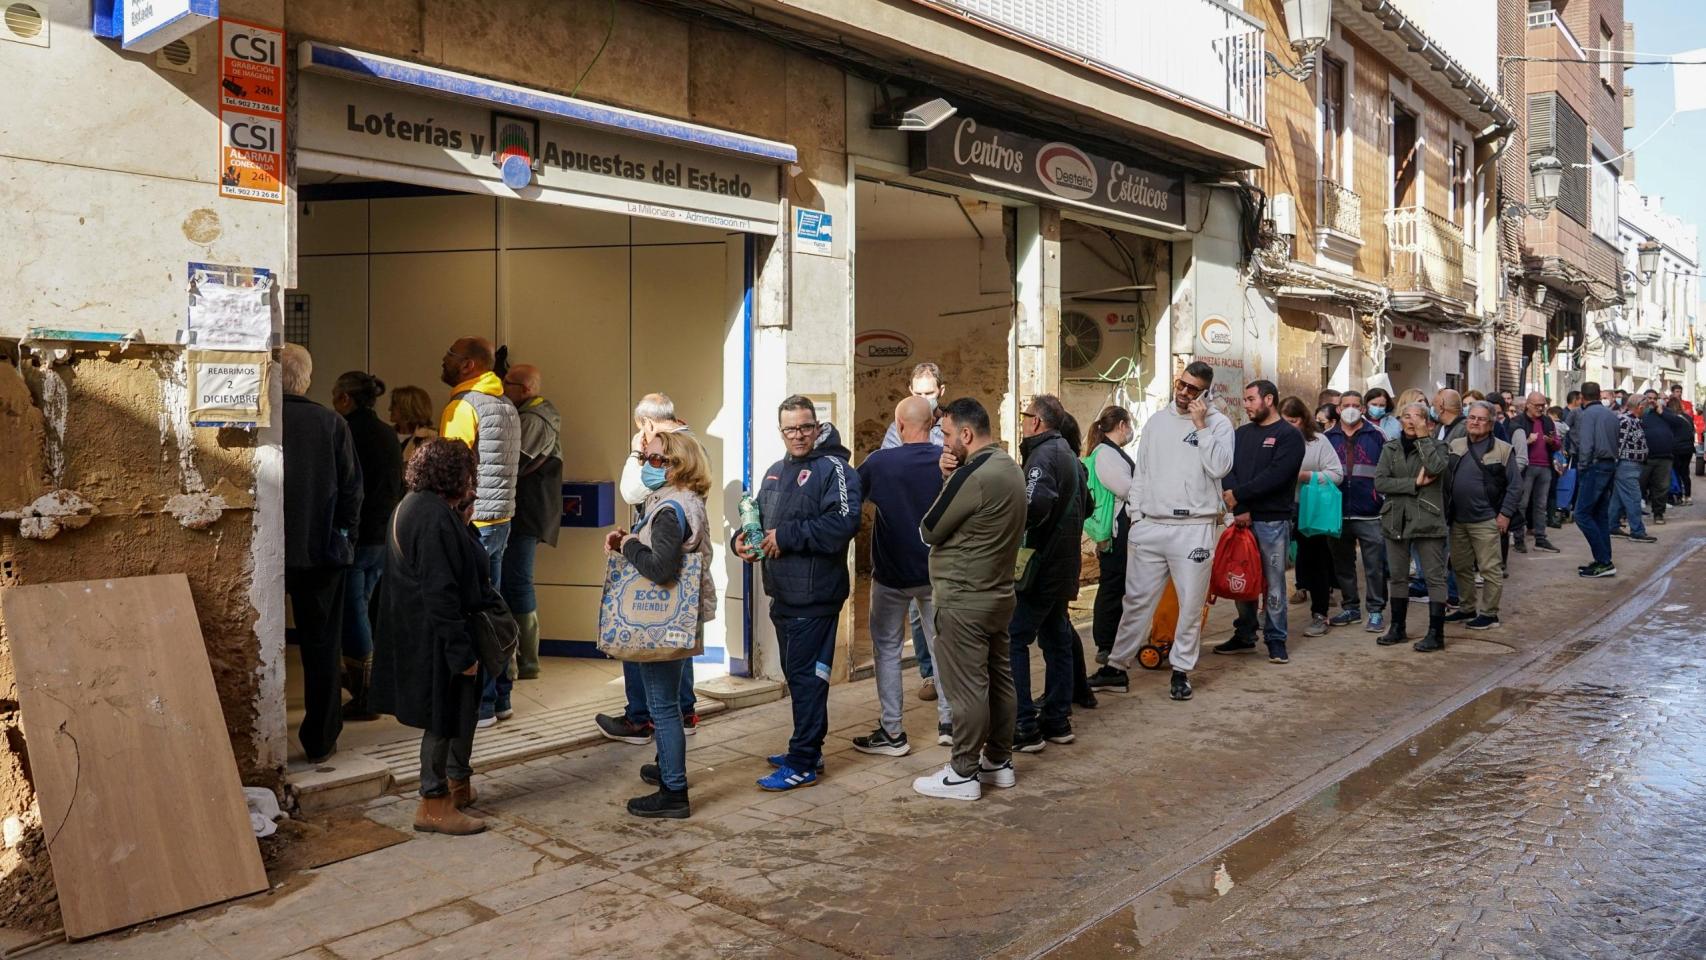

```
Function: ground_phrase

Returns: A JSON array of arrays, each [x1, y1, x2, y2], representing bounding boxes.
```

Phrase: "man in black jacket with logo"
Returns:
[[1009, 395, 1087, 753], [735, 396, 863, 791]]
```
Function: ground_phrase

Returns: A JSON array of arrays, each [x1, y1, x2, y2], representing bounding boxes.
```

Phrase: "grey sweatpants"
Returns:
[[869, 580, 950, 737], [931, 595, 1016, 778]]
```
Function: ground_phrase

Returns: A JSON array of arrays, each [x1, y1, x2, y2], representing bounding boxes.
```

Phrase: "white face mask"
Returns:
[[1340, 406, 1363, 425]]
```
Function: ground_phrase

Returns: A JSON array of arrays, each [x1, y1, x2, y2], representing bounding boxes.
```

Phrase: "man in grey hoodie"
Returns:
[[501, 364, 563, 681]]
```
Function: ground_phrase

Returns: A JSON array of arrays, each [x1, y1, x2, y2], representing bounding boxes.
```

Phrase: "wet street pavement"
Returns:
[[26, 520, 1706, 960], [1049, 537, 1706, 960]]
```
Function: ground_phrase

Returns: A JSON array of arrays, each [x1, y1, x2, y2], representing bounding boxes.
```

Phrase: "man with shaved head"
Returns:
[[1509, 391, 1562, 553], [1432, 389, 1467, 445], [501, 363, 563, 682], [854, 395, 952, 756], [440, 335, 522, 727]]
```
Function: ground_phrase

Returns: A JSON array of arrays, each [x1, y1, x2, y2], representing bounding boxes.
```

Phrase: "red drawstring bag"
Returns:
[[1210, 524, 1265, 603]]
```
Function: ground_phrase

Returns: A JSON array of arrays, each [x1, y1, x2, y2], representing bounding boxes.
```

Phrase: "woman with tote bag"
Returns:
[[1281, 397, 1344, 639], [603, 430, 718, 819]]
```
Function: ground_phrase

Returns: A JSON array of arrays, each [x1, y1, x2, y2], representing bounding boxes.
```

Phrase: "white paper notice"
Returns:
[[189, 278, 273, 350]]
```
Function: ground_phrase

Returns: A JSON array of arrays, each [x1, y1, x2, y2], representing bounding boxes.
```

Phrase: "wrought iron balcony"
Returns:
[[915, 0, 1267, 128], [1318, 179, 1362, 240]]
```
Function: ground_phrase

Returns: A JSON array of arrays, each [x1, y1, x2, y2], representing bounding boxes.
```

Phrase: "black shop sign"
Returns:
[[910, 117, 1185, 229]]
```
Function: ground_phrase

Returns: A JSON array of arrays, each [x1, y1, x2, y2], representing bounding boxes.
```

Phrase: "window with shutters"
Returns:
[[1527, 93, 1588, 226], [1321, 55, 1346, 184]]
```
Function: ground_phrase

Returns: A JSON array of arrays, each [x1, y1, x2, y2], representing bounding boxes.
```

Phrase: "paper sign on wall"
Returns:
[[188, 350, 271, 426], [217, 18, 286, 204], [186, 262, 275, 351]]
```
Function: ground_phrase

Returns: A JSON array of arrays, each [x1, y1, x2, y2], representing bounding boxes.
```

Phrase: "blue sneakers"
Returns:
[[757, 765, 819, 791], [1328, 609, 1362, 627], [767, 754, 825, 773], [1364, 611, 1386, 633]]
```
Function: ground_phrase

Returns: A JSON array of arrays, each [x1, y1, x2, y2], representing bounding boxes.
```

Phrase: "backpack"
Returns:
[[1082, 448, 1117, 544], [1210, 524, 1265, 603]]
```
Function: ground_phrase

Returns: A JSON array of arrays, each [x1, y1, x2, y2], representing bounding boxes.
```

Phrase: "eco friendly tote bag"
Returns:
[[597, 505, 706, 662], [1297, 474, 1344, 539]]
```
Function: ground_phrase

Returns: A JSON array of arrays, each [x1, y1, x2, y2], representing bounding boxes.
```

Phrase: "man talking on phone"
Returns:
[[1104, 362, 1235, 702]]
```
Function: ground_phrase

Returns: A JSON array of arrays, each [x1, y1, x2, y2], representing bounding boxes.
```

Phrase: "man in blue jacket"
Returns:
[[1324, 392, 1389, 633], [735, 396, 863, 791]]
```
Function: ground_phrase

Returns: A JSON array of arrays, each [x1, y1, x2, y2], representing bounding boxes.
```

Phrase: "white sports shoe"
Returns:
[[912, 764, 982, 801], [978, 756, 1017, 789]]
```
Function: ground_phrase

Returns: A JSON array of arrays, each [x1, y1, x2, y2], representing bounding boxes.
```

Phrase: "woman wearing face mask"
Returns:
[[1082, 406, 1136, 683], [603, 430, 718, 819], [1365, 388, 1400, 441], [1315, 402, 1338, 433], [1282, 397, 1344, 637]]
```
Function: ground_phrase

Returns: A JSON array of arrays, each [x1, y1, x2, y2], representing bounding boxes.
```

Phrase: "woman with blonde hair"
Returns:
[[389, 385, 439, 464], [603, 429, 718, 819]]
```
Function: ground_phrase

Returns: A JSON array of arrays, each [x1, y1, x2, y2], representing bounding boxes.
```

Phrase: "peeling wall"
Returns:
[[0, 352, 263, 931]]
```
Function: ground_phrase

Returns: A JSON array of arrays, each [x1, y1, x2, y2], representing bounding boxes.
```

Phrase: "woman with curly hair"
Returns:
[[372, 438, 491, 836]]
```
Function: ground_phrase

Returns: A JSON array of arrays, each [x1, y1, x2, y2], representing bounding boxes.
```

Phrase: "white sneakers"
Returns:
[[913, 764, 982, 801], [911, 755, 1018, 800]]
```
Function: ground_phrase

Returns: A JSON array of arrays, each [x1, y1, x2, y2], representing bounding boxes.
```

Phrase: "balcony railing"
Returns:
[[1386, 207, 1470, 304], [1318, 179, 1362, 240], [1526, 7, 1586, 60], [917, 0, 1266, 127]]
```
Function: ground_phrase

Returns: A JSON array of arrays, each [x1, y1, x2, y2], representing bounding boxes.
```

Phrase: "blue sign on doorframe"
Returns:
[[794, 207, 833, 257]]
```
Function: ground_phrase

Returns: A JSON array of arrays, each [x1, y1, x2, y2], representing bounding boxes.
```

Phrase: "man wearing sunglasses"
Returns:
[[1104, 362, 1234, 702], [735, 396, 863, 791]]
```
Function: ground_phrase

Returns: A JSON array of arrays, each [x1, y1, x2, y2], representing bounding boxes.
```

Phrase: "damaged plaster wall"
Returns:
[[0, 352, 266, 930]]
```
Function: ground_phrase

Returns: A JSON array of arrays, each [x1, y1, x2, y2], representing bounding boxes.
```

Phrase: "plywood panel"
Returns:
[[368, 251, 498, 418], [1, 575, 267, 939], [369, 195, 495, 253], [501, 246, 631, 621], [295, 254, 371, 409]]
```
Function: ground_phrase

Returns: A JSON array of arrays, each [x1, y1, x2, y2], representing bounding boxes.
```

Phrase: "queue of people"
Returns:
[[285, 337, 1701, 825]]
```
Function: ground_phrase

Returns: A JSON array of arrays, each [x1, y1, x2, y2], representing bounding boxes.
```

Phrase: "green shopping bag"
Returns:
[[1298, 474, 1343, 538]]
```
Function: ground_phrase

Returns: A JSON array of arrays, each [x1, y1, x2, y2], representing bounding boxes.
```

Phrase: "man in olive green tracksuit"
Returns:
[[913, 398, 1028, 802]]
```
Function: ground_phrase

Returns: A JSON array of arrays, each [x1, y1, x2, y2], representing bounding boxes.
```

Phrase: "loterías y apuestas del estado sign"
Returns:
[[909, 117, 1185, 229]]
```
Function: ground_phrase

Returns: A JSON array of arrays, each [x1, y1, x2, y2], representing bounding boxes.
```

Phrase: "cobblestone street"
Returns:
[[24, 518, 1706, 960]]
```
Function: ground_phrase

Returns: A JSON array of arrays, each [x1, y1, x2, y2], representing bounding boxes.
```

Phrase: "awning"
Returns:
[[295, 43, 795, 235]]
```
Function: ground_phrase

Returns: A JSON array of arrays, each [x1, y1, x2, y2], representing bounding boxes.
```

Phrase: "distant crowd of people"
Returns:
[[281, 340, 1702, 827]]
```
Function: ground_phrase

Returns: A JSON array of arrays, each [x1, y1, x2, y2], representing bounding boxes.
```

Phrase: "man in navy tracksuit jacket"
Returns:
[[735, 396, 862, 790]]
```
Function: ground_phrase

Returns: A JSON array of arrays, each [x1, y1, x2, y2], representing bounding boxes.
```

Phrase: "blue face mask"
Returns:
[[641, 464, 668, 490], [1428, 405, 1440, 420], [1367, 404, 1387, 420]]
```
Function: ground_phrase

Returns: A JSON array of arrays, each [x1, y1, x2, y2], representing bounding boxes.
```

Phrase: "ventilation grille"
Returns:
[[157, 36, 197, 74], [1, 3, 48, 47]]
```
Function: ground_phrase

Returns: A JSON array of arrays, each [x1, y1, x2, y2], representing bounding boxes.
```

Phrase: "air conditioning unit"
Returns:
[[1270, 193, 1297, 237], [1060, 307, 1139, 379]]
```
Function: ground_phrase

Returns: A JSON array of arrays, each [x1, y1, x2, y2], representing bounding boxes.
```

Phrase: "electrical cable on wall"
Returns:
[[570, 0, 618, 99]]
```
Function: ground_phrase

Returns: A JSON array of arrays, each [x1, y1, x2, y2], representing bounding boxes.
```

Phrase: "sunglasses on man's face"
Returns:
[[1174, 379, 1205, 398], [633, 453, 675, 468]]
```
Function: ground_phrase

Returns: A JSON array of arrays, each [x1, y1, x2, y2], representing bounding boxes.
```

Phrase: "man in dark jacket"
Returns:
[[331, 370, 402, 722], [1216, 380, 1305, 663], [1325, 392, 1389, 633], [281, 344, 363, 762], [735, 397, 862, 791], [1443, 402, 1525, 633], [501, 364, 563, 680], [1509, 392, 1561, 553], [1008, 394, 1086, 752], [1638, 391, 1675, 524]]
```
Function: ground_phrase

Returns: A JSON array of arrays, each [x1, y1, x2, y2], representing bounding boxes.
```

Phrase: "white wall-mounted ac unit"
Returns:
[[1270, 194, 1297, 237]]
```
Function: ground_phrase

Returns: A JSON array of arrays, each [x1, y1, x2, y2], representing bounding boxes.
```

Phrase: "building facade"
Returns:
[[1585, 182, 1701, 396]]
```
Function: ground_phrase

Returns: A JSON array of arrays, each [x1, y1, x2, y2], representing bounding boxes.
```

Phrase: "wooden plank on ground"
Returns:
[[1, 573, 268, 939]]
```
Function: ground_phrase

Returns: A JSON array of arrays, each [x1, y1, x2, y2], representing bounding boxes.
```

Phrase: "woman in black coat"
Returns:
[[371, 438, 488, 837]]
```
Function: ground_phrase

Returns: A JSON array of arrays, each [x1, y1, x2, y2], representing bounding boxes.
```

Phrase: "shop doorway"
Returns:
[[283, 174, 749, 766], [1385, 343, 1433, 398], [1059, 219, 1172, 437], [848, 178, 1012, 674]]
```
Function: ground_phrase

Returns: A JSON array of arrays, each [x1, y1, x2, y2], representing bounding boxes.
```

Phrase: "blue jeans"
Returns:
[[342, 544, 386, 659], [639, 659, 689, 791], [500, 532, 538, 614], [1573, 460, 1617, 565], [1606, 460, 1648, 536], [477, 522, 513, 718], [773, 614, 839, 772], [1009, 593, 1075, 734], [623, 659, 697, 725], [1232, 520, 1290, 655]]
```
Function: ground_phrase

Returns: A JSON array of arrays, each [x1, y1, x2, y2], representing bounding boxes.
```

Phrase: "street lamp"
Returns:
[[1500, 155, 1563, 221], [1266, 0, 1331, 81], [1637, 240, 1662, 284]]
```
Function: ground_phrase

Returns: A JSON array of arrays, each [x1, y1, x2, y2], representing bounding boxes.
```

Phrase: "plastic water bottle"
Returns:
[[738, 492, 765, 561]]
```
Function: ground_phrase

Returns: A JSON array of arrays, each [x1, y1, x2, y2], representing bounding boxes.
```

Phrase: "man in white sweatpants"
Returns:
[[1106, 361, 1235, 701]]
